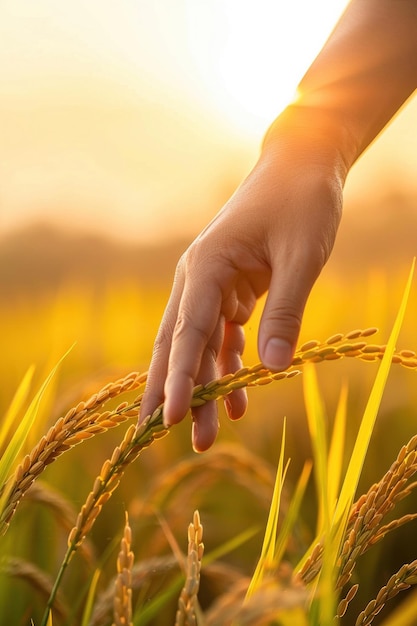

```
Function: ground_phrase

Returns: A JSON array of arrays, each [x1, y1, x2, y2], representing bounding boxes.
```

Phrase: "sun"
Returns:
[[184, 0, 350, 137]]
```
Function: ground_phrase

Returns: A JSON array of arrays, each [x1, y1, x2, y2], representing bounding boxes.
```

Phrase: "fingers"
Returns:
[[258, 254, 320, 371], [186, 321, 247, 451], [217, 321, 247, 421], [163, 278, 223, 428], [139, 256, 248, 453], [139, 266, 184, 423]]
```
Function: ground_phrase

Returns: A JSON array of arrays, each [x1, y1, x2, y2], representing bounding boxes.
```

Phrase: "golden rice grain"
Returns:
[[355, 560, 417, 625], [326, 332, 345, 344], [337, 583, 359, 618], [112, 512, 134, 626], [175, 510, 204, 626], [299, 339, 321, 351], [0, 371, 147, 534]]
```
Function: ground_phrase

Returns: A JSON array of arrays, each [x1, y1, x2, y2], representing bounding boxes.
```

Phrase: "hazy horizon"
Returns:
[[1, 0, 416, 245]]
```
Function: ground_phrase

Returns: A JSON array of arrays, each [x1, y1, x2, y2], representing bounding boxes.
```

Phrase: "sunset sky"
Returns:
[[1, 0, 416, 243]]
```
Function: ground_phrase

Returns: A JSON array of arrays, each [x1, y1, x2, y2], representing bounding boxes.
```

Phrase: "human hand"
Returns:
[[139, 110, 347, 451]]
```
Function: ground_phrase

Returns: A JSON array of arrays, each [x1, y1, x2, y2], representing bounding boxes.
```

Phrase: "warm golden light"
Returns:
[[1, 0, 416, 243], [184, 0, 350, 135]]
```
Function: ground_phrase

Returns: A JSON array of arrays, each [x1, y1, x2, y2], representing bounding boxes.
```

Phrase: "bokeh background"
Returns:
[[1, 1, 417, 624]]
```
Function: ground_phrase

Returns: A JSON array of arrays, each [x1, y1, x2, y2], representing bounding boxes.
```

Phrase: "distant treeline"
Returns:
[[1, 191, 416, 299]]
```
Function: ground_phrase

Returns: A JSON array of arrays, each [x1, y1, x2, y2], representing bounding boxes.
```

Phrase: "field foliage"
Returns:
[[1, 227, 417, 625]]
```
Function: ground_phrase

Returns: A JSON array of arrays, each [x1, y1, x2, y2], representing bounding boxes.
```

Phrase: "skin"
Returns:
[[139, 0, 417, 452]]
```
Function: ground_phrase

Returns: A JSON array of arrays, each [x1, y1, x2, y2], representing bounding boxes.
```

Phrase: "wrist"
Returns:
[[261, 103, 359, 186]]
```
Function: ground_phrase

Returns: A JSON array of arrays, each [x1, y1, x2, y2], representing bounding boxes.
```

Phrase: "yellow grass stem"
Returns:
[[273, 460, 312, 569], [303, 364, 331, 535], [333, 260, 414, 546], [0, 348, 72, 525], [327, 382, 348, 514], [81, 568, 102, 626], [314, 259, 415, 625], [245, 419, 289, 599], [0, 366, 34, 452]]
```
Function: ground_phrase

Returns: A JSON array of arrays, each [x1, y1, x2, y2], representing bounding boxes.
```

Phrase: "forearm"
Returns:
[[264, 0, 417, 173]]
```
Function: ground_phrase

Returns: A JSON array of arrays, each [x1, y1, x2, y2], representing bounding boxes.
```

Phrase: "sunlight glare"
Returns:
[[185, 0, 350, 136]]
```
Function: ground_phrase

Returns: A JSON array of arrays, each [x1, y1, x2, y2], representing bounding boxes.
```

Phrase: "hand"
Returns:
[[139, 110, 346, 451]]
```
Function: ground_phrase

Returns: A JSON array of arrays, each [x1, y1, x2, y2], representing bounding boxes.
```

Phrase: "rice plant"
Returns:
[[1, 265, 417, 624]]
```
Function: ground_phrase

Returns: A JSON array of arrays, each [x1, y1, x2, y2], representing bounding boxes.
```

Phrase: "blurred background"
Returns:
[[1, 0, 417, 368], [1, 1, 417, 623]]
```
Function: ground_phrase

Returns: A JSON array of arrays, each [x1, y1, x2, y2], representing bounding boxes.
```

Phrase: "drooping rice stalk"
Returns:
[[174, 510, 204, 626], [1, 323, 409, 626], [6, 324, 417, 538], [0, 371, 147, 534], [355, 561, 417, 626], [112, 512, 134, 626]]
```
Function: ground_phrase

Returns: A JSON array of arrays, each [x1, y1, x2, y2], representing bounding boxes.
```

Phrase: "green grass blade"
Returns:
[[0, 366, 34, 452], [202, 525, 260, 566], [333, 259, 414, 536], [134, 576, 184, 626], [0, 348, 72, 499], [246, 419, 288, 599], [273, 460, 312, 567], [303, 364, 330, 534], [81, 568, 101, 626], [327, 382, 348, 513], [313, 260, 415, 626]]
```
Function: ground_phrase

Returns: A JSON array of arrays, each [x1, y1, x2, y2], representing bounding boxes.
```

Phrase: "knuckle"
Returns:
[[152, 323, 173, 359], [265, 299, 303, 334], [173, 312, 211, 347]]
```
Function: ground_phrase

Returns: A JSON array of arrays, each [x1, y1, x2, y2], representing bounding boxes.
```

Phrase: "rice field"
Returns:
[[1, 223, 417, 625]]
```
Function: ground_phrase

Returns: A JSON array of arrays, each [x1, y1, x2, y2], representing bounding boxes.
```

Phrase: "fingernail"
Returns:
[[263, 338, 292, 371], [163, 409, 172, 428]]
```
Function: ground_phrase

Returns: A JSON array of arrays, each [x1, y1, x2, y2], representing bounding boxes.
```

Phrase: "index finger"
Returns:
[[138, 269, 184, 423], [163, 277, 223, 427]]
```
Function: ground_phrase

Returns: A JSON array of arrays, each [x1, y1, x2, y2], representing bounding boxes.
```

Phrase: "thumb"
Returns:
[[258, 267, 315, 371]]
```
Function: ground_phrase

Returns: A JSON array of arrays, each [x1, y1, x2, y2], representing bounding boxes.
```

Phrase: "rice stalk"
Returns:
[[336, 583, 359, 618], [5, 325, 417, 538], [295, 432, 417, 618], [297, 436, 417, 587], [112, 512, 134, 626], [337, 433, 417, 589], [91, 555, 179, 626], [311, 262, 414, 626], [40, 412, 168, 626], [91, 558, 241, 626], [0, 371, 147, 534], [355, 560, 417, 626], [32, 328, 417, 626], [301, 444, 417, 595], [175, 510, 204, 626]]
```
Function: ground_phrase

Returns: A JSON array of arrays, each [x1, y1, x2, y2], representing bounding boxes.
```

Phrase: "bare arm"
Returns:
[[294, 0, 417, 158], [140, 0, 417, 451]]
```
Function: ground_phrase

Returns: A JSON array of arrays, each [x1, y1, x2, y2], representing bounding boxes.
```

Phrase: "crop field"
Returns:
[[1, 217, 417, 626]]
